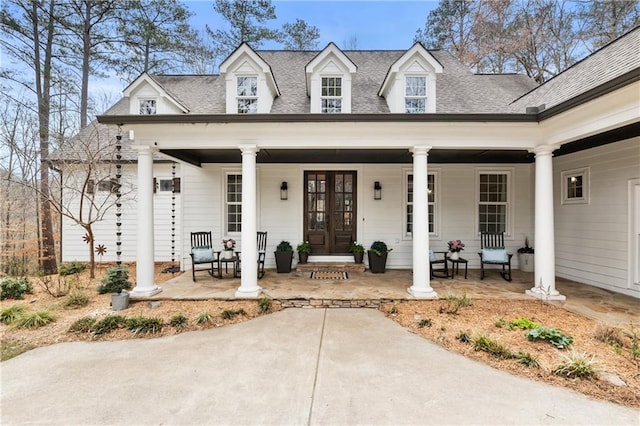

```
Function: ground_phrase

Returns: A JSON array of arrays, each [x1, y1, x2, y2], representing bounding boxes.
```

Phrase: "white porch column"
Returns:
[[526, 146, 565, 300], [235, 144, 262, 298], [408, 146, 438, 299], [131, 145, 161, 297]]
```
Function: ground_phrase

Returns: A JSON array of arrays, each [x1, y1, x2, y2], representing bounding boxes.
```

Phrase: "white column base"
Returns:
[[526, 289, 566, 301], [129, 286, 162, 298], [235, 286, 262, 298], [407, 286, 438, 299]]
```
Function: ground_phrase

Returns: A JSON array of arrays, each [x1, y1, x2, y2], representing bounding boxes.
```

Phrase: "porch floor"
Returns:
[[151, 267, 639, 326]]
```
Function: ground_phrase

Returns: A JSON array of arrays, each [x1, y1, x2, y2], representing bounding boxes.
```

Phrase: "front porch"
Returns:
[[150, 268, 638, 326]]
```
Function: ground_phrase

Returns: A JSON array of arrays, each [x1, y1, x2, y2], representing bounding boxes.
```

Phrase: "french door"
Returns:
[[304, 171, 357, 254]]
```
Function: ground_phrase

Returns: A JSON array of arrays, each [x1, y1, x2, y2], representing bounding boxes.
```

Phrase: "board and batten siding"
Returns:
[[61, 163, 181, 263], [553, 137, 640, 298]]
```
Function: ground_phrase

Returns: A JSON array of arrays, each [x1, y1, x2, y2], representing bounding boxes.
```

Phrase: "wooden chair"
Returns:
[[430, 250, 449, 279], [478, 232, 513, 281], [189, 231, 219, 282], [235, 231, 268, 279]]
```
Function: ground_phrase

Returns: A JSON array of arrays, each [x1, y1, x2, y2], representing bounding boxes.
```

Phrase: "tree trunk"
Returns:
[[80, 0, 91, 129], [85, 225, 95, 279]]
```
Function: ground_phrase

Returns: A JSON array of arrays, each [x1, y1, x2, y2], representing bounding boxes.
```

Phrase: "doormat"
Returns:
[[310, 271, 349, 280]]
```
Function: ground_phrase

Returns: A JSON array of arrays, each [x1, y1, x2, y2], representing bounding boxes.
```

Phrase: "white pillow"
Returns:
[[429, 250, 437, 262], [192, 247, 214, 263], [482, 248, 508, 263]]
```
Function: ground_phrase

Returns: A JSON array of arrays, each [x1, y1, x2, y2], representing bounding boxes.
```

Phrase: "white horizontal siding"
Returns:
[[553, 137, 640, 297]]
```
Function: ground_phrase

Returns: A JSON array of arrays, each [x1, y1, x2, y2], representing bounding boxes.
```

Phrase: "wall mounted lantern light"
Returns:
[[374, 181, 382, 200], [280, 181, 288, 200]]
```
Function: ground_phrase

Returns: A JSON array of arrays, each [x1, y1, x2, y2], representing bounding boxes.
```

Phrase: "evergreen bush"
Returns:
[[97, 266, 132, 294]]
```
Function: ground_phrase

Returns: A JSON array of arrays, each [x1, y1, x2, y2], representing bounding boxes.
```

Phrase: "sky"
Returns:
[[185, 0, 439, 50]]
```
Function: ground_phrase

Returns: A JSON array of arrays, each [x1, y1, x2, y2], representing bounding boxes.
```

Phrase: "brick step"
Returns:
[[296, 262, 366, 273]]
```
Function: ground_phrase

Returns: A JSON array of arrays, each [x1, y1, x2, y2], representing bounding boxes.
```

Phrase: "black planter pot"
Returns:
[[367, 251, 388, 273], [275, 251, 293, 273], [353, 252, 364, 264], [298, 252, 309, 264]]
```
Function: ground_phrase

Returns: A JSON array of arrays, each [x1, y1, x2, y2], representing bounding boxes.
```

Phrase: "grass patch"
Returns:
[[456, 330, 472, 343], [439, 293, 471, 315], [68, 316, 97, 333], [258, 297, 272, 313], [554, 350, 598, 378], [126, 316, 164, 335], [515, 351, 540, 368], [15, 311, 55, 329], [63, 291, 90, 309], [0, 304, 26, 324], [169, 314, 188, 329], [473, 334, 514, 359], [417, 318, 432, 328], [592, 325, 625, 348], [194, 311, 213, 325], [92, 315, 127, 335], [221, 308, 246, 320], [1, 339, 35, 361]]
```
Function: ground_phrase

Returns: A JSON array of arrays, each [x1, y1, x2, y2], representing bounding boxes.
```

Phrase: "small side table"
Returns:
[[447, 257, 468, 279], [218, 256, 238, 279]]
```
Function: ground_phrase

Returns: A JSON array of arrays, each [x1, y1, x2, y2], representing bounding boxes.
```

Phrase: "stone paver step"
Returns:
[[295, 262, 367, 273]]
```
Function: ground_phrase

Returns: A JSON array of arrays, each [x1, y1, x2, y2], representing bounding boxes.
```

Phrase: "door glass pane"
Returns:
[[334, 213, 343, 231], [345, 174, 353, 192], [319, 179, 326, 193], [335, 174, 343, 192], [317, 193, 325, 211], [335, 193, 343, 211], [316, 213, 325, 230]]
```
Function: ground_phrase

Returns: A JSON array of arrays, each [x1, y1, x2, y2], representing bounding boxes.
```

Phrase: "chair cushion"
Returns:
[[192, 246, 214, 263], [482, 248, 508, 263], [429, 250, 436, 262]]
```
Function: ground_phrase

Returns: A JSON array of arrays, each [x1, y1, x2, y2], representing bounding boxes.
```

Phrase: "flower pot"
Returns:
[[353, 252, 364, 264], [298, 252, 309, 264], [111, 291, 129, 311], [222, 250, 233, 259], [449, 251, 460, 260], [275, 251, 293, 273], [368, 251, 388, 273], [519, 253, 534, 272]]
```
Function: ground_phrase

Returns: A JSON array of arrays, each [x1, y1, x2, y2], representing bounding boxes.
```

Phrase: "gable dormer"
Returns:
[[219, 43, 280, 114], [305, 43, 357, 113], [123, 73, 189, 115], [379, 43, 443, 113]]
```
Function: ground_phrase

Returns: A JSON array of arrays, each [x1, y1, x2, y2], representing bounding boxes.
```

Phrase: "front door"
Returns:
[[304, 171, 357, 254]]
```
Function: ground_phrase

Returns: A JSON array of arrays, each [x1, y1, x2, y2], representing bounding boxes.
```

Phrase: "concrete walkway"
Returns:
[[2, 309, 638, 425]]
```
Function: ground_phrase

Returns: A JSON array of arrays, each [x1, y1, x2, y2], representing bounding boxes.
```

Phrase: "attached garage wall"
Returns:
[[553, 137, 640, 298]]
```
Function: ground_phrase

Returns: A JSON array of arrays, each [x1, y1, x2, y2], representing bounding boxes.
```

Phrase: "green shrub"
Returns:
[[221, 308, 246, 320], [456, 330, 472, 343], [194, 311, 213, 325], [417, 318, 432, 328], [92, 315, 127, 335], [473, 335, 514, 359], [439, 293, 471, 315], [169, 314, 188, 329], [509, 317, 540, 330], [37, 274, 72, 297], [126, 316, 164, 334], [258, 297, 272, 313], [369, 241, 392, 255], [515, 351, 540, 368], [0, 304, 26, 324], [97, 266, 132, 294], [69, 316, 97, 333], [16, 311, 55, 329], [0, 277, 33, 300], [63, 291, 90, 309], [58, 261, 86, 276], [276, 241, 293, 252], [554, 350, 598, 378], [526, 326, 573, 349]]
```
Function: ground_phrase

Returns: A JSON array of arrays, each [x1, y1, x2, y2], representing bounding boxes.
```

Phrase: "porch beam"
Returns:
[[130, 145, 161, 297], [408, 146, 438, 299], [235, 144, 262, 298], [527, 146, 565, 301]]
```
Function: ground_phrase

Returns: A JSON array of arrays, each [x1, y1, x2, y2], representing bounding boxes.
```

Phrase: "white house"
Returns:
[[60, 28, 639, 300]]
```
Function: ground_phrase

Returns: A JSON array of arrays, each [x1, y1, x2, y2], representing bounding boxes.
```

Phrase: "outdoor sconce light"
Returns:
[[280, 181, 288, 200], [374, 181, 382, 200]]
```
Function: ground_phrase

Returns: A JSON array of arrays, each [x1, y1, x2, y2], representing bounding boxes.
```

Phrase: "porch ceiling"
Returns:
[[160, 148, 535, 167]]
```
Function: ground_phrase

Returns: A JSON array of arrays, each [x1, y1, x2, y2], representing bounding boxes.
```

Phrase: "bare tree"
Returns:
[[578, 0, 640, 50], [281, 19, 320, 50]]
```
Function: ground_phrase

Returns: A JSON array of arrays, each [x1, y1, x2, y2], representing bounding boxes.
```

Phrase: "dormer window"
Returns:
[[405, 76, 426, 113], [139, 99, 157, 115], [237, 76, 258, 114], [321, 77, 342, 113]]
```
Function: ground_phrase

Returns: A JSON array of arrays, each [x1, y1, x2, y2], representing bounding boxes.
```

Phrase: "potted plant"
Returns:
[[296, 241, 311, 264], [367, 241, 392, 273], [221, 238, 236, 259], [447, 239, 465, 260], [517, 237, 535, 272], [350, 241, 365, 264], [274, 240, 294, 273]]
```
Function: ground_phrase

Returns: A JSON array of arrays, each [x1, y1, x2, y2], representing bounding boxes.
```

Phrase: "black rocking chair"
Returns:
[[189, 231, 219, 281], [235, 231, 268, 279], [478, 232, 513, 282], [430, 250, 449, 279]]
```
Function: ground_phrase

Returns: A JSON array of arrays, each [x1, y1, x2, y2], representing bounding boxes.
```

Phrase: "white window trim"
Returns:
[[561, 167, 590, 205], [236, 75, 258, 114], [475, 168, 514, 238], [404, 75, 427, 113], [320, 76, 343, 113], [138, 98, 157, 115], [223, 170, 243, 236], [403, 168, 440, 240]]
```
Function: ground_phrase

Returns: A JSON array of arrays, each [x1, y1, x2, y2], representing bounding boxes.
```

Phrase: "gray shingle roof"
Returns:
[[510, 26, 640, 112]]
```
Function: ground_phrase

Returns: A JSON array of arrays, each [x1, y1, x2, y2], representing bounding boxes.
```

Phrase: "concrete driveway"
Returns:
[[2, 309, 638, 425]]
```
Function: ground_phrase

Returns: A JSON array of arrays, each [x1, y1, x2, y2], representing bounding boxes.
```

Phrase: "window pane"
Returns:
[[227, 174, 242, 233], [405, 99, 425, 113], [406, 76, 426, 96], [238, 99, 257, 114], [321, 98, 342, 113], [237, 76, 257, 96], [139, 99, 156, 115]]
